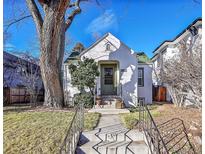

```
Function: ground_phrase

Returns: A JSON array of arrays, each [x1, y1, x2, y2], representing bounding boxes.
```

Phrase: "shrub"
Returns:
[[73, 92, 94, 108]]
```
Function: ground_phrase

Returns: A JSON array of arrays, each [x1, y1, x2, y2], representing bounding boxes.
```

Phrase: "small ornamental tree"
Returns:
[[69, 58, 99, 107]]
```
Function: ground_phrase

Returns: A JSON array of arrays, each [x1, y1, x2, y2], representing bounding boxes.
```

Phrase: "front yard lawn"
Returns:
[[4, 108, 100, 154], [84, 112, 100, 131], [120, 106, 161, 129]]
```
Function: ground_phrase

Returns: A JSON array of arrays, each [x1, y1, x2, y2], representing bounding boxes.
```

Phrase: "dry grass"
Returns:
[[4, 111, 74, 154], [153, 103, 202, 154], [84, 112, 101, 131], [120, 107, 161, 129], [120, 103, 202, 153], [3, 106, 101, 154]]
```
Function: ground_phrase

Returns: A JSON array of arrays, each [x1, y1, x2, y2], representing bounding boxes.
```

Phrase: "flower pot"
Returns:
[[115, 100, 124, 109]]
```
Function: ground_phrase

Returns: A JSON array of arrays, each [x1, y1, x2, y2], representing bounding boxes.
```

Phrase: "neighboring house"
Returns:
[[63, 33, 152, 107], [151, 18, 202, 102], [3, 51, 43, 103]]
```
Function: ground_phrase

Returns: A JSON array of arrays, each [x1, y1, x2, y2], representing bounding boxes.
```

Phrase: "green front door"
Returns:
[[101, 64, 117, 95]]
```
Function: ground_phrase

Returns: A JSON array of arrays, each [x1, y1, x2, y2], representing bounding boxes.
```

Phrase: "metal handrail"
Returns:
[[59, 103, 84, 154], [93, 83, 97, 108], [139, 102, 196, 154], [157, 118, 196, 153], [139, 102, 168, 154], [146, 105, 168, 152]]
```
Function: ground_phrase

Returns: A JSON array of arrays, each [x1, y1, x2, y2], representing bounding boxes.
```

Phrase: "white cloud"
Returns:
[[4, 43, 15, 51], [86, 10, 118, 35]]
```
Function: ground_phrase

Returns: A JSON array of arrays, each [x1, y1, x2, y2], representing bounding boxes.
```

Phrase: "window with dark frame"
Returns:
[[104, 68, 113, 85], [106, 43, 111, 50], [138, 68, 144, 86]]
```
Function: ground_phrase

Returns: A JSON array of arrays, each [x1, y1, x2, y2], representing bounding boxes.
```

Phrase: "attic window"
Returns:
[[106, 43, 111, 50]]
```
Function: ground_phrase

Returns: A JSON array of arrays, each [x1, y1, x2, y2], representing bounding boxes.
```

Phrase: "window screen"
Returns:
[[104, 68, 113, 84]]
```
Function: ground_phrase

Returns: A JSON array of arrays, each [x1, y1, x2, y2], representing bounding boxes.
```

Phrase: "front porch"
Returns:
[[90, 60, 130, 114], [96, 60, 121, 97], [89, 95, 130, 114]]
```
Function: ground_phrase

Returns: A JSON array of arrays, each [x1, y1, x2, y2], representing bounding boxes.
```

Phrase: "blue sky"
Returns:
[[4, 0, 202, 58]]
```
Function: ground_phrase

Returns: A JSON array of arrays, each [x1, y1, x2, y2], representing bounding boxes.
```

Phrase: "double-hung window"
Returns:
[[138, 68, 144, 87]]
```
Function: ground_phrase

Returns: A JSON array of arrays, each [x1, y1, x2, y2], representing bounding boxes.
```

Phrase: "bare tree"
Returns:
[[4, 0, 92, 108], [4, 0, 93, 108], [160, 34, 202, 108], [16, 52, 43, 106], [24, 0, 99, 108]]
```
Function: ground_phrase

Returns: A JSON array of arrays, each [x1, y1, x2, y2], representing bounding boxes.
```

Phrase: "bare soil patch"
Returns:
[[153, 103, 202, 153]]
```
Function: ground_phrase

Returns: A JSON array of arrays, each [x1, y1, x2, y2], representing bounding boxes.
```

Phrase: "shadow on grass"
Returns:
[[128, 104, 159, 113], [3, 103, 43, 113]]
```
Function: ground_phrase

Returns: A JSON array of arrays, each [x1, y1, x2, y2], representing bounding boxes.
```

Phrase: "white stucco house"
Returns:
[[151, 18, 202, 102], [63, 33, 152, 107]]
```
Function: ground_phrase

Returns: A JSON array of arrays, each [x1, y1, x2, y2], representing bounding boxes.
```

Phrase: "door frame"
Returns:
[[99, 61, 119, 96]]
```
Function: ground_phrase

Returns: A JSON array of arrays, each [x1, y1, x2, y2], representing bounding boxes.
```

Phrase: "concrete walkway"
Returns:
[[76, 115, 149, 154]]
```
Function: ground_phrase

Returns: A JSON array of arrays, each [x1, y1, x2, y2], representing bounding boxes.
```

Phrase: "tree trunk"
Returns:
[[25, 0, 82, 108], [40, 6, 66, 108]]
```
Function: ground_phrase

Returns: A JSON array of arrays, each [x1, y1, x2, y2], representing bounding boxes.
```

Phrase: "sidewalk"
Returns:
[[76, 114, 148, 154]]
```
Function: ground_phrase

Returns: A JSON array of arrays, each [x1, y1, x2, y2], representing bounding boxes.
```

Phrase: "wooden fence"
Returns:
[[4, 87, 44, 104], [153, 86, 167, 102]]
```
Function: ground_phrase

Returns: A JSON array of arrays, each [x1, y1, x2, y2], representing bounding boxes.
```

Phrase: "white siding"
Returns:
[[63, 64, 79, 97], [138, 64, 153, 104], [151, 20, 202, 102], [63, 33, 153, 107], [81, 33, 138, 107]]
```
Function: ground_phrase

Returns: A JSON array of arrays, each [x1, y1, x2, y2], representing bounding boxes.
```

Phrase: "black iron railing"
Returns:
[[139, 101, 168, 154], [139, 102, 196, 154], [59, 103, 84, 154], [157, 118, 195, 154]]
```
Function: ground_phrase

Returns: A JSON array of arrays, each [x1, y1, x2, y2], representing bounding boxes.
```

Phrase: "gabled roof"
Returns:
[[64, 32, 139, 63], [64, 51, 80, 63], [79, 32, 136, 57], [152, 17, 202, 55], [136, 52, 151, 63], [79, 33, 110, 56], [3, 51, 39, 66], [64, 33, 110, 63]]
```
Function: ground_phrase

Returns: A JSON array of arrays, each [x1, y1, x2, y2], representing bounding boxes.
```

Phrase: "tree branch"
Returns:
[[4, 15, 32, 32], [26, 0, 43, 37], [65, 0, 82, 31], [68, 3, 76, 8]]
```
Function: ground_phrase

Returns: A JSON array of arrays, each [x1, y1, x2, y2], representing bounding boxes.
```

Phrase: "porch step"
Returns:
[[94, 104, 115, 109], [88, 108, 130, 115], [95, 95, 124, 108]]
